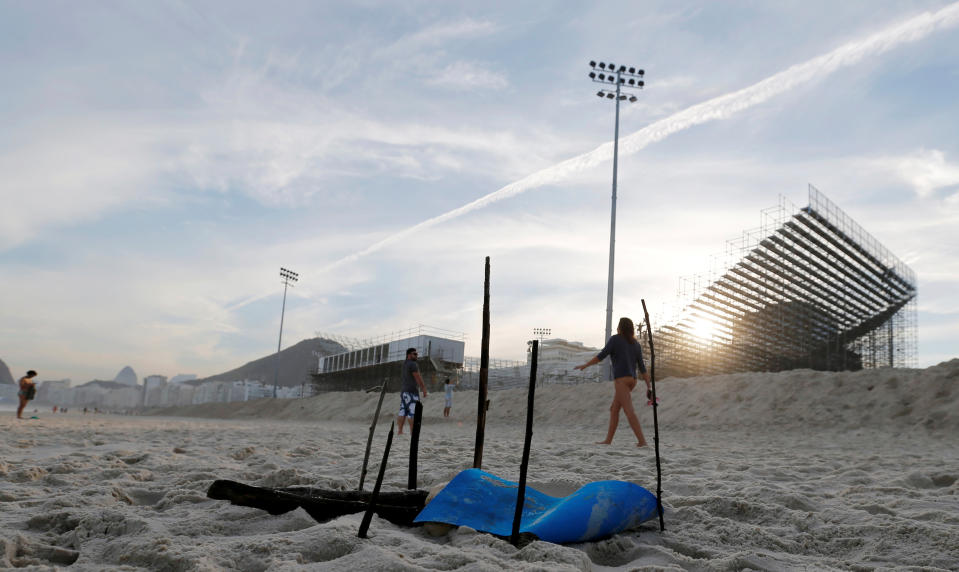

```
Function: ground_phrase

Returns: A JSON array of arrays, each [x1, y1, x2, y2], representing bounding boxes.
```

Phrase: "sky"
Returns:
[[1, 0, 957, 383]]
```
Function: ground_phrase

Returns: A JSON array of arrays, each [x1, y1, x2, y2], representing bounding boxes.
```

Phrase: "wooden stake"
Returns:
[[408, 400, 423, 490], [358, 421, 394, 538], [511, 340, 538, 545], [474, 256, 491, 469], [358, 377, 389, 491], [641, 299, 665, 532]]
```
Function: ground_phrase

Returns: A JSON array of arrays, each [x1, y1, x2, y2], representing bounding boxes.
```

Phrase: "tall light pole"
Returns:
[[588, 60, 644, 379], [273, 267, 299, 398]]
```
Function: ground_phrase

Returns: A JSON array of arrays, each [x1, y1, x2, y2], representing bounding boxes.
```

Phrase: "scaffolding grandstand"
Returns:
[[646, 185, 917, 378]]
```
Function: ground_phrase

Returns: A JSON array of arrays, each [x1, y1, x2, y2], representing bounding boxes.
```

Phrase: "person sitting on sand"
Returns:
[[575, 318, 651, 447], [17, 370, 38, 419]]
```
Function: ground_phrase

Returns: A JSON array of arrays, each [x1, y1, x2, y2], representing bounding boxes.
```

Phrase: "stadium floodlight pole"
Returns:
[[273, 267, 299, 398], [588, 60, 644, 379]]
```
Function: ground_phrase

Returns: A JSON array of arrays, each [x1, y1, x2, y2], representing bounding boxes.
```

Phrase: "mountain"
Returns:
[[0, 359, 13, 385], [113, 366, 138, 385], [190, 337, 346, 387]]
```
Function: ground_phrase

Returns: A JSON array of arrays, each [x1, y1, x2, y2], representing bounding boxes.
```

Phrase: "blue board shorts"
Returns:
[[398, 391, 420, 417]]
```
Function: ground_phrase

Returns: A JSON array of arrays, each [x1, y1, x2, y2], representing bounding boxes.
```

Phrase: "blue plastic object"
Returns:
[[413, 468, 660, 543]]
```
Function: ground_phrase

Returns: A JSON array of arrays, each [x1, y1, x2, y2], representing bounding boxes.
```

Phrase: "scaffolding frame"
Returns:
[[650, 186, 918, 377]]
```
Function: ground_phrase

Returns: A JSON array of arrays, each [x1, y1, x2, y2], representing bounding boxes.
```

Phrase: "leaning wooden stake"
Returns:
[[358, 378, 390, 491], [473, 256, 491, 469], [510, 340, 538, 545], [408, 401, 423, 490], [358, 421, 395, 538], [641, 299, 665, 532]]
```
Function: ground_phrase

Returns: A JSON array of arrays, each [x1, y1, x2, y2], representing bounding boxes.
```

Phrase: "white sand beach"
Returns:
[[2, 360, 957, 571]]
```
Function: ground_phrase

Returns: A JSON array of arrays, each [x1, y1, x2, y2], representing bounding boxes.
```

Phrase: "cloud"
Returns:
[[886, 149, 959, 199], [389, 18, 499, 52], [424, 60, 508, 90], [0, 122, 161, 250], [323, 1, 959, 272]]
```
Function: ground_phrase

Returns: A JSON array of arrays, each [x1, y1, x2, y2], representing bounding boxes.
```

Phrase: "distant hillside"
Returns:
[[0, 359, 13, 385], [191, 337, 346, 387]]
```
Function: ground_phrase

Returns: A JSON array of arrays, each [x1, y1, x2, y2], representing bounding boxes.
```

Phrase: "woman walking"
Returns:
[[17, 370, 38, 419], [575, 318, 651, 446]]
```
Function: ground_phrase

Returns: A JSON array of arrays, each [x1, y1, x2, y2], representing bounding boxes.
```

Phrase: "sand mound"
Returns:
[[152, 360, 959, 434]]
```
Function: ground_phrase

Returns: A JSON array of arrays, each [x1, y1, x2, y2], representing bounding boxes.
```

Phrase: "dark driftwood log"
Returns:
[[207, 479, 428, 526]]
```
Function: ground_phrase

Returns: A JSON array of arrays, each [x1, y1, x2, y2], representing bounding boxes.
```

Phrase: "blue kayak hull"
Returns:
[[413, 468, 660, 543]]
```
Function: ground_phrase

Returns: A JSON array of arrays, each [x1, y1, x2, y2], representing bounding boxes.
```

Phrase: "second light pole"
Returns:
[[273, 267, 299, 398], [588, 60, 644, 379]]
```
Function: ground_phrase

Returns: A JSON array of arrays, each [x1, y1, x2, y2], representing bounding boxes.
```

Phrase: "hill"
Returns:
[[190, 337, 346, 387], [0, 359, 13, 385]]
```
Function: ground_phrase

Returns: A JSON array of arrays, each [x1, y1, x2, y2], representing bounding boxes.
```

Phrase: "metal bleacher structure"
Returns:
[[309, 187, 917, 392], [647, 186, 917, 378]]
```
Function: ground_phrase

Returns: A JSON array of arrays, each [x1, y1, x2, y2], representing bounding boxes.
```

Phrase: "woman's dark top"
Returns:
[[596, 334, 647, 379]]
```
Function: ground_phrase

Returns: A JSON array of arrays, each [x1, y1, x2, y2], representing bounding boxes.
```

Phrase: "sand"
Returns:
[[2, 360, 957, 571]]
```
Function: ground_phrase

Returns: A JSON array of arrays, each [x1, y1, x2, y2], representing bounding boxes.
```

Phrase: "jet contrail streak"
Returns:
[[320, 2, 959, 273]]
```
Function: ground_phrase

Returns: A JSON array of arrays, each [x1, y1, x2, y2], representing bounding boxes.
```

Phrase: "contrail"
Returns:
[[317, 2, 959, 273]]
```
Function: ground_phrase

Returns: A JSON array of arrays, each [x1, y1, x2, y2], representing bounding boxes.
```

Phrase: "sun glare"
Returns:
[[689, 316, 720, 341]]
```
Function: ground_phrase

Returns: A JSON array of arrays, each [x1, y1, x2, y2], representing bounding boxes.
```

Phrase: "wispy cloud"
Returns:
[[425, 60, 508, 90], [322, 2, 959, 272], [884, 149, 959, 199]]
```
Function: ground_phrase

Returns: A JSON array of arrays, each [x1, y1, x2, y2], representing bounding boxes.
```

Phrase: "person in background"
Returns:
[[443, 378, 453, 418], [575, 317, 651, 447], [17, 370, 38, 419], [397, 348, 428, 434]]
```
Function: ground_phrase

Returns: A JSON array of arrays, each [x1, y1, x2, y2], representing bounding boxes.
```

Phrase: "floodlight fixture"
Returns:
[[590, 60, 597, 68], [532, 327, 551, 340], [589, 72, 596, 79], [599, 62, 606, 69]]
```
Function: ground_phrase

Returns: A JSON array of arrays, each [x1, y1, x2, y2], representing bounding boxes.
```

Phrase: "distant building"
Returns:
[[36, 379, 72, 404], [142, 375, 168, 407], [169, 374, 198, 384], [159, 381, 195, 406], [72, 380, 142, 409], [312, 326, 465, 392]]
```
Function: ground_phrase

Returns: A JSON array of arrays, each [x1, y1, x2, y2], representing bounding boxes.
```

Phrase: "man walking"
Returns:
[[397, 348, 427, 434]]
